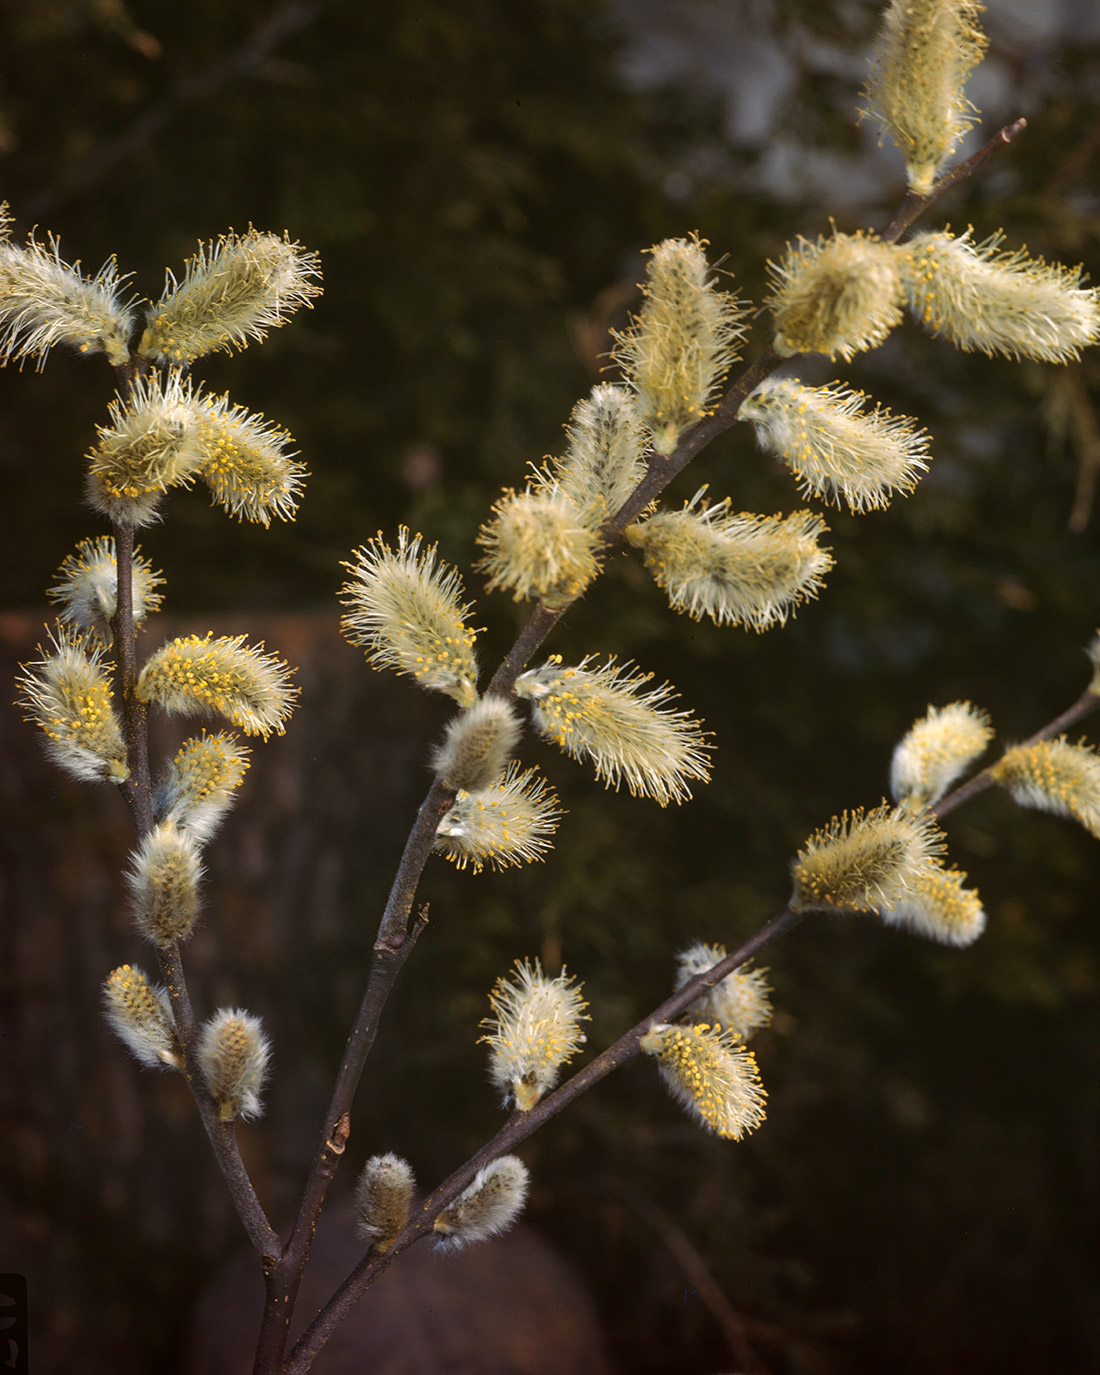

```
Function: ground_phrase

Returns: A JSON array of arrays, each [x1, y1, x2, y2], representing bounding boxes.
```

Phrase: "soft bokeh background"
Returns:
[[2, 1, 1098, 1372]]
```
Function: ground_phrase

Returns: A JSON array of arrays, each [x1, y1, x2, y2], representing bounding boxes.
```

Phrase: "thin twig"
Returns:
[[252, 903, 433, 1371], [879, 118, 1028, 244], [936, 687, 1099, 818]]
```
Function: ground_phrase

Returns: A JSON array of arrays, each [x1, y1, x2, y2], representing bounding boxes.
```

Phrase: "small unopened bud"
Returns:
[[863, 0, 988, 193], [767, 231, 904, 361], [154, 731, 251, 841], [354, 1153, 416, 1253], [340, 528, 480, 707], [479, 959, 589, 1111], [516, 656, 711, 807], [0, 231, 133, 368], [626, 489, 832, 631], [434, 763, 562, 873], [612, 234, 747, 453], [136, 633, 297, 739], [673, 944, 772, 1041], [127, 821, 203, 947], [990, 737, 1100, 840], [433, 1156, 529, 1252], [890, 701, 993, 808], [16, 625, 129, 784], [431, 697, 521, 793], [476, 486, 601, 608], [102, 964, 181, 1069], [196, 1008, 271, 1122], [47, 536, 164, 647], [902, 230, 1100, 363], [790, 803, 946, 913], [640, 1022, 767, 1140], [139, 228, 321, 366]]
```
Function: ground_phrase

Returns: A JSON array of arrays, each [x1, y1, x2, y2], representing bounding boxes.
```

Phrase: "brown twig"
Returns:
[[936, 687, 1099, 819], [879, 118, 1028, 244]]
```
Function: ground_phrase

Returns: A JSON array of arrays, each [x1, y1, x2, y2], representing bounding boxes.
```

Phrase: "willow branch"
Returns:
[[290, 670, 1099, 1365], [267, 108, 1031, 1371], [284, 903, 805, 1374], [109, 477, 278, 1259]]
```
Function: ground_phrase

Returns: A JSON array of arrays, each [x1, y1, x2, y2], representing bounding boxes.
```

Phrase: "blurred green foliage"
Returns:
[[2, 1, 1098, 1372]]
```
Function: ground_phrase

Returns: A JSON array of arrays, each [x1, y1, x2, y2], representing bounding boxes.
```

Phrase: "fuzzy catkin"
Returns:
[[127, 822, 203, 946], [641, 1022, 767, 1140], [340, 528, 480, 707], [16, 625, 129, 784], [863, 0, 988, 193], [47, 536, 164, 647], [196, 1008, 271, 1122], [434, 763, 562, 873], [0, 231, 134, 367], [613, 234, 747, 453], [476, 486, 601, 608], [136, 633, 297, 739], [354, 1154, 416, 1252], [433, 1157, 529, 1252], [139, 229, 321, 365], [479, 960, 589, 1111], [627, 490, 832, 631], [767, 231, 904, 361], [791, 803, 946, 913], [515, 656, 711, 806], [431, 697, 521, 793], [739, 377, 930, 513], [902, 230, 1100, 363]]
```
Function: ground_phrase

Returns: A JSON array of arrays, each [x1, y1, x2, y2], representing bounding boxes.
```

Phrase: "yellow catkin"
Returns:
[[139, 228, 321, 365], [890, 701, 993, 807], [515, 656, 711, 806], [790, 803, 946, 913], [641, 1022, 767, 1140], [136, 633, 297, 739], [479, 959, 589, 1111], [673, 944, 772, 1041], [434, 763, 562, 873], [767, 231, 905, 361], [991, 738, 1100, 839], [340, 528, 480, 707], [612, 234, 747, 453], [626, 488, 832, 630]]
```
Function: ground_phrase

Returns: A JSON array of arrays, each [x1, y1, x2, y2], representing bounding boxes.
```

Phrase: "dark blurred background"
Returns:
[[2, 1, 1098, 1372]]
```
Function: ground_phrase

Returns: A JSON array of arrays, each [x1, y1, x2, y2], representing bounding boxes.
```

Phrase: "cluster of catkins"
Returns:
[[7, 219, 321, 1120], [9, 0, 1100, 1256]]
